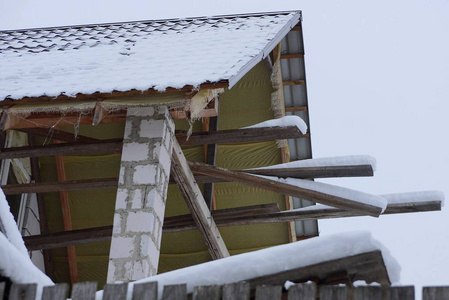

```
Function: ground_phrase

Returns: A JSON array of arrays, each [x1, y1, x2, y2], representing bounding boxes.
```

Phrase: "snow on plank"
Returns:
[[245, 155, 376, 179], [96, 231, 399, 299], [243, 115, 308, 134], [188, 162, 386, 217]]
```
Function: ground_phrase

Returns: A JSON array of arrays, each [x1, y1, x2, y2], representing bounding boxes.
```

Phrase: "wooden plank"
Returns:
[[246, 165, 374, 179], [8, 283, 37, 300], [320, 285, 348, 300], [247, 251, 390, 288], [384, 286, 414, 300], [353, 286, 382, 300], [92, 102, 108, 126], [193, 285, 221, 300], [188, 161, 382, 217], [255, 285, 282, 300], [103, 283, 128, 300], [42, 283, 69, 300], [20, 128, 99, 143], [171, 138, 229, 259], [132, 282, 158, 300], [285, 106, 307, 112], [55, 150, 79, 284], [280, 53, 304, 59], [423, 286, 449, 300], [223, 282, 250, 300], [162, 284, 187, 300], [2, 177, 119, 195], [71, 282, 97, 300], [0, 139, 123, 159], [283, 80, 305, 86], [203, 115, 218, 209], [288, 283, 317, 300], [177, 126, 307, 146], [291, 25, 301, 31]]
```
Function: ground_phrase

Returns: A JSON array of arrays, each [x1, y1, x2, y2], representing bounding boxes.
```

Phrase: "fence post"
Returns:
[[353, 286, 382, 300], [320, 285, 347, 300], [71, 281, 97, 300], [255, 285, 282, 300], [8, 283, 37, 300], [384, 286, 414, 300], [103, 283, 128, 300], [223, 282, 250, 300], [422, 286, 449, 300], [162, 284, 187, 300], [288, 283, 317, 300], [193, 285, 221, 300], [42, 283, 69, 300], [132, 282, 158, 300]]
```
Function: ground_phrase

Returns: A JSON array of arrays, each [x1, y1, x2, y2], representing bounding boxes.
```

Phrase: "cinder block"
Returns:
[[109, 236, 135, 259], [133, 164, 158, 185], [121, 142, 150, 162], [127, 106, 155, 117], [140, 119, 166, 138], [126, 211, 154, 233], [115, 189, 128, 209]]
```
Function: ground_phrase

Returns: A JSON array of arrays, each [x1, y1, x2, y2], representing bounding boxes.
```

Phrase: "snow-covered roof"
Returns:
[[0, 11, 301, 101]]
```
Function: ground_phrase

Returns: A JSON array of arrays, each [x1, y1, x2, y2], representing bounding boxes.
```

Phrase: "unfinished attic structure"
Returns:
[[0, 10, 443, 290]]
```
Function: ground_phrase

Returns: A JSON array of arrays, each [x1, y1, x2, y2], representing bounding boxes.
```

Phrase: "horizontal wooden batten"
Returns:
[[0, 126, 307, 159], [280, 53, 304, 59], [18, 128, 99, 143], [283, 80, 305, 86], [285, 106, 307, 112], [188, 162, 383, 217], [22, 201, 440, 250]]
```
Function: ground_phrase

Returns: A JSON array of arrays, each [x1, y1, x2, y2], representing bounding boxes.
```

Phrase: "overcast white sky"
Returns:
[[1, 0, 448, 297]]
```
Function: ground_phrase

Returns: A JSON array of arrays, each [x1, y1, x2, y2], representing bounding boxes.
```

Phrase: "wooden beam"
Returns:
[[280, 53, 304, 59], [22, 201, 440, 250], [203, 116, 218, 209], [283, 80, 305, 86], [18, 128, 99, 143], [171, 138, 229, 259], [188, 162, 383, 217], [177, 126, 307, 146], [291, 26, 302, 31], [2, 165, 374, 195], [54, 149, 79, 283], [92, 103, 108, 126], [2, 178, 118, 195], [0, 127, 307, 160], [285, 106, 308, 113]]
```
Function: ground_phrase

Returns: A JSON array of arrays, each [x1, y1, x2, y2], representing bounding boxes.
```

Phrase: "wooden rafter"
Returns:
[[170, 138, 229, 259], [54, 147, 79, 283], [22, 200, 441, 250], [202, 115, 218, 209], [1, 165, 374, 195], [0, 127, 307, 160], [188, 162, 383, 217]]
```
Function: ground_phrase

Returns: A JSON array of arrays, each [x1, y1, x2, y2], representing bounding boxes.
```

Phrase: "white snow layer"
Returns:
[[381, 191, 445, 206], [0, 232, 53, 286], [0, 189, 29, 257], [260, 175, 387, 212], [243, 115, 308, 134], [0, 13, 299, 100], [96, 231, 400, 300], [249, 155, 376, 171]]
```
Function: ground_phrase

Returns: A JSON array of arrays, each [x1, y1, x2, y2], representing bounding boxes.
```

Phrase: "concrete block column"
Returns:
[[107, 106, 174, 283]]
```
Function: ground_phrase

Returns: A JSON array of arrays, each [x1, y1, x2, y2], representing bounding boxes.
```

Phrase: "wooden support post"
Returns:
[[28, 133, 55, 280], [203, 116, 218, 210], [188, 162, 383, 217], [171, 138, 229, 259], [54, 147, 79, 283]]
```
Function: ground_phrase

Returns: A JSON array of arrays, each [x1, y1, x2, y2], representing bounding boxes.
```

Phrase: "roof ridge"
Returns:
[[0, 10, 301, 33]]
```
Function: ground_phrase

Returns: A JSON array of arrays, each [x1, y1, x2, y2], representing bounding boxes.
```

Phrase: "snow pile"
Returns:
[[243, 115, 308, 134], [0, 232, 53, 286], [260, 175, 387, 212], [249, 155, 377, 171], [97, 231, 400, 300], [0, 189, 29, 257], [381, 191, 445, 206]]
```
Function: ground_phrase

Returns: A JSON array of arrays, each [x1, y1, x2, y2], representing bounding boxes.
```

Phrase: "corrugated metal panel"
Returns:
[[280, 21, 319, 237]]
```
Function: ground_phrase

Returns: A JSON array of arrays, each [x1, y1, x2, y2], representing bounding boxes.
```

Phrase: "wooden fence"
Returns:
[[1, 280, 449, 300]]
